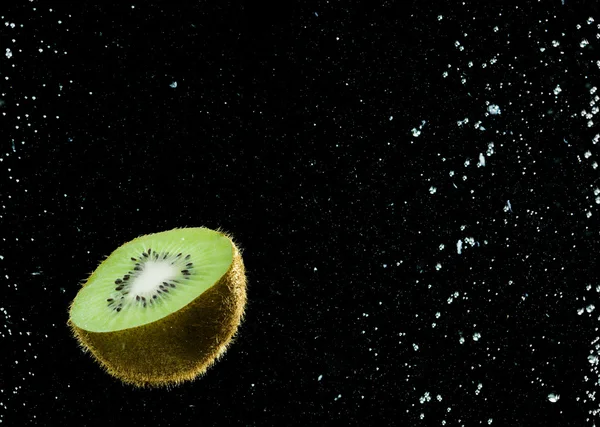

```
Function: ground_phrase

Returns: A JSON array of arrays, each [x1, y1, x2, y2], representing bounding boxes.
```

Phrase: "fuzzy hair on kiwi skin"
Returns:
[[68, 227, 247, 388]]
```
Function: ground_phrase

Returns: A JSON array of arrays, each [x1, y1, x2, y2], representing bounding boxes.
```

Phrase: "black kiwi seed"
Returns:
[[148, 248, 152, 255], [186, 263, 193, 267], [185, 254, 191, 260], [136, 295, 140, 301], [116, 307, 122, 312], [115, 286, 124, 291], [181, 270, 190, 275], [134, 266, 141, 271], [143, 302, 147, 307], [152, 295, 157, 299], [115, 279, 123, 285], [163, 288, 169, 293], [176, 253, 182, 257], [107, 298, 113, 302], [123, 274, 130, 280], [169, 283, 176, 288]]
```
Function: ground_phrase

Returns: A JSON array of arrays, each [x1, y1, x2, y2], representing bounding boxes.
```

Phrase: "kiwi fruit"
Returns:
[[68, 227, 247, 388]]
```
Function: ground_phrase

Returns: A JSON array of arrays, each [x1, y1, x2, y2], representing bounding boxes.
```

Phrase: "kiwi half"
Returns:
[[68, 227, 247, 388]]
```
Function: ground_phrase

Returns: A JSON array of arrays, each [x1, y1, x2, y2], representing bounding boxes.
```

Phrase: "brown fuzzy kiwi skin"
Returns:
[[68, 229, 247, 389]]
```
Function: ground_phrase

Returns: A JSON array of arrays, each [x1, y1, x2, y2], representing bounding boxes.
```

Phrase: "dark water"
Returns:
[[2, 1, 600, 425]]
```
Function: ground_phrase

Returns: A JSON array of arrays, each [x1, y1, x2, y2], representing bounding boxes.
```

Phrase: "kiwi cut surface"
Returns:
[[68, 227, 247, 388]]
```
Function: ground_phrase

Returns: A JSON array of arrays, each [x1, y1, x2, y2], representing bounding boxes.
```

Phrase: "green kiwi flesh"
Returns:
[[68, 227, 247, 388]]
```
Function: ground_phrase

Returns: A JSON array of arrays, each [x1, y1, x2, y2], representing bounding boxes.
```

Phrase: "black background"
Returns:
[[2, 0, 600, 425]]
